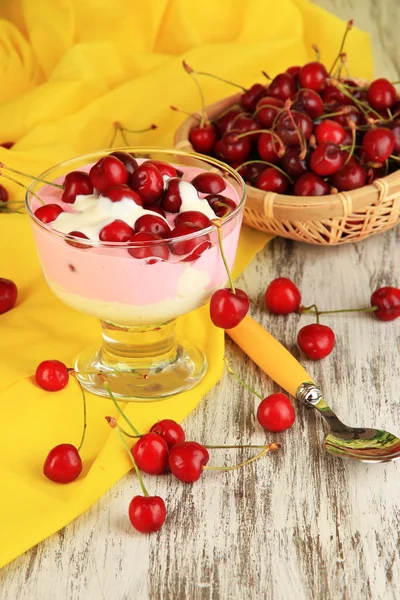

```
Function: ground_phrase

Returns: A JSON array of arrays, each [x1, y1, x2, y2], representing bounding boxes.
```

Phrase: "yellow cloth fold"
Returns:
[[0, 0, 372, 568]]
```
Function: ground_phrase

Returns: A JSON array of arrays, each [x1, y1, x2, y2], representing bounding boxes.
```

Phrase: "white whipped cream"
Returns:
[[53, 194, 168, 239], [178, 180, 217, 219]]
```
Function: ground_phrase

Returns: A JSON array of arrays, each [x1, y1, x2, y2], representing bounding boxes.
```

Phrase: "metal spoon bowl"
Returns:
[[296, 382, 400, 463]]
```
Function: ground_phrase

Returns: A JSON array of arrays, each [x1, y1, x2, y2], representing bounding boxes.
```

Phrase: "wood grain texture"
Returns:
[[1, 1, 400, 599]]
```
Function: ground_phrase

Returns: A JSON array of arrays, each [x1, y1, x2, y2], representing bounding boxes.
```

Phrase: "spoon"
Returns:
[[227, 315, 400, 463]]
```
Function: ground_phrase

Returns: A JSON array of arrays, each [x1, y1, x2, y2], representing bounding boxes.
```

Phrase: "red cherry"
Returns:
[[1, 141, 14, 149], [101, 184, 143, 205], [34, 203, 64, 223], [0, 277, 17, 314], [66, 231, 90, 249], [99, 220, 134, 242], [286, 65, 301, 77], [206, 194, 236, 218], [128, 232, 169, 263], [268, 73, 297, 100], [367, 78, 397, 110], [292, 89, 324, 118], [371, 286, 400, 321], [168, 441, 209, 483], [255, 96, 284, 127], [330, 164, 367, 191], [0, 184, 8, 203], [237, 162, 267, 185], [254, 168, 288, 193], [134, 213, 171, 238], [130, 163, 164, 205], [62, 171, 93, 204], [35, 359, 69, 391], [220, 131, 252, 163], [314, 120, 346, 145], [109, 151, 138, 175], [174, 211, 212, 230], [89, 155, 129, 192], [146, 205, 166, 218], [132, 433, 169, 475], [389, 120, 400, 153], [43, 443, 82, 483], [362, 128, 395, 163], [128, 495, 166, 533], [297, 323, 335, 360], [232, 115, 260, 141], [294, 172, 330, 196], [332, 105, 365, 127], [257, 393, 295, 432], [144, 160, 178, 178], [276, 111, 313, 146], [280, 148, 308, 178], [240, 83, 266, 112], [310, 143, 345, 176], [214, 107, 243, 136], [257, 132, 282, 163], [169, 223, 210, 261], [191, 172, 226, 194], [264, 277, 301, 314], [161, 178, 183, 213], [189, 125, 217, 154], [209, 288, 250, 329], [149, 419, 186, 448], [298, 61, 328, 92], [322, 85, 352, 105]]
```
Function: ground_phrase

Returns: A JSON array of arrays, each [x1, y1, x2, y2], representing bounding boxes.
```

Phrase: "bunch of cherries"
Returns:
[[33, 359, 290, 534], [265, 277, 400, 360], [181, 21, 400, 196]]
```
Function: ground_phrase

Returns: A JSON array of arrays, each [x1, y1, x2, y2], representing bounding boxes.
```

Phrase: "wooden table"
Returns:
[[2, 1, 400, 598]]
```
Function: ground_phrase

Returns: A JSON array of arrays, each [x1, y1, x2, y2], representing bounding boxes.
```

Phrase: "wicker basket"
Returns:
[[174, 93, 400, 245]]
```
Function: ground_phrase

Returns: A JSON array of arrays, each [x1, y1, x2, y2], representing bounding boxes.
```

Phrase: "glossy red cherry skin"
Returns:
[[276, 111, 313, 146], [128, 495, 166, 533], [294, 172, 330, 196], [130, 163, 164, 205], [206, 194, 237, 218], [298, 61, 328, 92], [191, 172, 226, 194], [149, 419, 186, 448], [264, 277, 301, 314], [174, 211, 212, 230], [330, 164, 367, 191], [169, 223, 210, 261], [35, 359, 69, 391], [134, 213, 171, 238], [168, 441, 210, 483], [109, 151, 138, 175], [286, 65, 301, 77], [132, 433, 169, 475], [101, 184, 143, 205], [389, 120, 400, 153], [62, 171, 93, 204], [34, 204, 64, 223], [240, 83, 267, 112], [310, 143, 345, 176], [220, 132, 252, 163], [0, 185, 8, 203], [332, 106, 365, 127], [362, 128, 395, 163], [257, 393, 296, 432], [268, 73, 297, 100], [322, 85, 351, 106], [293, 89, 324, 118], [189, 125, 217, 154], [43, 444, 82, 483], [147, 205, 166, 218], [89, 155, 129, 192], [255, 96, 284, 127], [128, 232, 169, 263], [257, 132, 281, 164], [367, 78, 397, 110], [214, 107, 243, 136], [209, 288, 250, 329], [144, 160, 178, 178], [66, 231, 90, 249], [161, 178, 183, 213], [371, 287, 400, 321], [99, 220, 134, 242], [0, 278, 17, 314], [254, 168, 288, 193], [280, 148, 308, 179], [314, 120, 346, 145], [297, 324, 335, 360]]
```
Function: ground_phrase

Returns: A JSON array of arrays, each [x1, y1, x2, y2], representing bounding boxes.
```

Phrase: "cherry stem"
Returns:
[[284, 100, 307, 159], [213, 220, 235, 294], [122, 124, 157, 134], [70, 374, 87, 452], [107, 419, 148, 497], [236, 159, 294, 184], [390, 154, 400, 161], [102, 380, 141, 436], [300, 303, 320, 324], [344, 120, 357, 164], [223, 356, 264, 400], [0, 172, 45, 206], [183, 63, 207, 127], [328, 19, 353, 76], [261, 71, 272, 81], [312, 44, 321, 62], [332, 81, 383, 120], [300, 304, 379, 317], [170, 106, 201, 122], [203, 443, 281, 471], [191, 69, 247, 93], [0, 164, 64, 189], [319, 108, 350, 119]]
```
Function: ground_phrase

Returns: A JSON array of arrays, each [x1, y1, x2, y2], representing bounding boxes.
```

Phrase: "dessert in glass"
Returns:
[[25, 148, 246, 400]]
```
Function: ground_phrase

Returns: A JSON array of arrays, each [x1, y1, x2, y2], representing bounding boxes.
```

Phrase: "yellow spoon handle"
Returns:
[[226, 315, 313, 397]]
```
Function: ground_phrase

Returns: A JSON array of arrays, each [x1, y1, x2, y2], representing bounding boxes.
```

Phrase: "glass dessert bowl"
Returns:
[[25, 147, 246, 400]]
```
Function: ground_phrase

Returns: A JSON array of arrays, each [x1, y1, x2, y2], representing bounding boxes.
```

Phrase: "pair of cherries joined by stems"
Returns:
[[265, 277, 400, 360], [34, 359, 294, 533]]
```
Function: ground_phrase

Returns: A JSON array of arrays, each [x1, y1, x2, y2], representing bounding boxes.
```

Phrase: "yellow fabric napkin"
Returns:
[[0, 0, 372, 568]]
